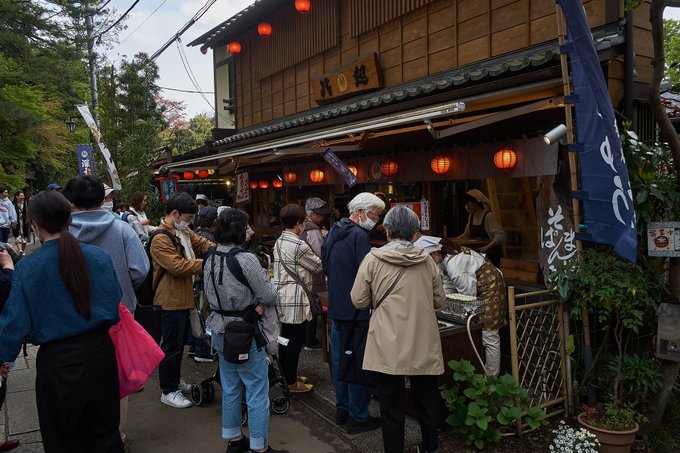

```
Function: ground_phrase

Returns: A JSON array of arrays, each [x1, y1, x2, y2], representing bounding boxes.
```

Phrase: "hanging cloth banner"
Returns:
[[322, 148, 357, 188], [76, 104, 122, 190], [76, 144, 96, 176], [557, 0, 637, 263]]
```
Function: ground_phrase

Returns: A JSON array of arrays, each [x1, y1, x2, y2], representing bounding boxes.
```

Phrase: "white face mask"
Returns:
[[174, 214, 190, 231], [358, 216, 376, 231], [102, 202, 114, 211]]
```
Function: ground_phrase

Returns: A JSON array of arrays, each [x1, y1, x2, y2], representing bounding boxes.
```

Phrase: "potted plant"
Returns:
[[550, 419, 600, 453], [553, 248, 662, 452]]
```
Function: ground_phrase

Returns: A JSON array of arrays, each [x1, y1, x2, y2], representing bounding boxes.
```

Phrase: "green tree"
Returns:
[[664, 19, 680, 87]]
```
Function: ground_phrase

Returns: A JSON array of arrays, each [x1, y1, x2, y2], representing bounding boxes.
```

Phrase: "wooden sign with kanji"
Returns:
[[313, 53, 382, 105]]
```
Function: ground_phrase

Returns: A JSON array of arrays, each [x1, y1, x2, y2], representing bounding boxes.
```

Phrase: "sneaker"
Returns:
[[226, 435, 249, 453], [335, 409, 349, 426], [297, 376, 308, 383], [178, 379, 192, 393], [160, 390, 192, 408], [251, 447, 290, 453], [303, 343, 322, 351], [193, 354, 215, 363], [287, 381, 313, 393], [346, 416, 381, 434]]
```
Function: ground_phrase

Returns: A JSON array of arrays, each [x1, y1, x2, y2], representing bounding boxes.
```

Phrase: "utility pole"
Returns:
[[85, 4, 100, 128]]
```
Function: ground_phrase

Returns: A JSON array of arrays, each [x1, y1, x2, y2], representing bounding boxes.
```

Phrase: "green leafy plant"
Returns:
[[581, 403, 640, 431], [440, 359, 547, 450], [552, 248, 662, 430]]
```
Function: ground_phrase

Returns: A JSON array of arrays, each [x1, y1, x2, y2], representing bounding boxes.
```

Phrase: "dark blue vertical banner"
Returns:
[[322, 148, 357, 188], [557, 0, 638, 262], [76, 144, 95, 176]]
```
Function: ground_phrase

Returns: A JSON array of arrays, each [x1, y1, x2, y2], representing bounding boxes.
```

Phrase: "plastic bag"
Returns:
[[110, 304, 165, 398]]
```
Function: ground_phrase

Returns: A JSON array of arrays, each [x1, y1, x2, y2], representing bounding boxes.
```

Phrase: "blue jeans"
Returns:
[[212, 333, 269, 451], [331, 320, 371, 422], [159, 310, 188, 394]]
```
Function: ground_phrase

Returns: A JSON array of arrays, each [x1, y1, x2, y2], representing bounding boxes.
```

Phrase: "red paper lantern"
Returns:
[[183, 171, 195, 180], [309, 168, 324, 184], [257, 22, 272, 36], [295, 0, 311, 13], [200, 47, 208, 55], [381, 159, 398, 177], [348, 165, 358, 176], [283, 171, 297, 184], [494, 147, 517, 170], [249, 181, 258, 190], [198, 169, 209, 179], [430, 155, 451, 174], [259, 180, 269, 189], [272, 179, 283, 188], [228, 41, 241, 54]]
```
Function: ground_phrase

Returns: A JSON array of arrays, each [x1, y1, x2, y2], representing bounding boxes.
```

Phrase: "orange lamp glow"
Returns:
[[228, 42, 241, 54], [310, 168, 324, 183], [249, 181, 258, 190], [381, 159, 398, 177], [272, 179, 283, 188], [283, 171, 298, 184], [183, 171, 195, 180], [198, 169, 209, 179], [295, 0, 311, 13], [493, 147, 517, 170], [348, 165, 358, 176], [257, 22, 272, 36], [258, 180, 269, 189], [431, 155, 451, 174]]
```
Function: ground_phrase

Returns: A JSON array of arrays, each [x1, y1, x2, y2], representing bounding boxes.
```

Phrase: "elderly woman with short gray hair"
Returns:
[[350, 205, 445, 453]]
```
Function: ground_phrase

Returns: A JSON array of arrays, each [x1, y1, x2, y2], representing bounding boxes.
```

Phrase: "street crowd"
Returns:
[[0, 177, 506, 453]]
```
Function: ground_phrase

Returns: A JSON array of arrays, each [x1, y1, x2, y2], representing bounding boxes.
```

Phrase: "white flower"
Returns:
[[550, 420, 600, 453]]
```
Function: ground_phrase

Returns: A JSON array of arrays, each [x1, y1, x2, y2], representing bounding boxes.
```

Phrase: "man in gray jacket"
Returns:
[[63, 176, 150, 447]]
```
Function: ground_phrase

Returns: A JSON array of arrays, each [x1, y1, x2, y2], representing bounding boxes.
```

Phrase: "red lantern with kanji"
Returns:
[[272, 179, 283, 188], [249, 181, 258, 190], [283, 171, 297, 184], [381, 159, 398, 177], [198, 169, 209, 179], [494, 147, 517, 170], [259, 180, 269, 189], [310, 168, 324, 183], [348, 165, 358, 176], [183, 171, 195, 180], [431, 155, 451, 174], [295, 0, 311, 13], [228, 42, 241, 54], [257, 22, 272, 36]]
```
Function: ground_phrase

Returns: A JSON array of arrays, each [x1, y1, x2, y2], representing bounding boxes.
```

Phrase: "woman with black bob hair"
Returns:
[[0, 190, 124, 452], [204, 208, 287, 453]]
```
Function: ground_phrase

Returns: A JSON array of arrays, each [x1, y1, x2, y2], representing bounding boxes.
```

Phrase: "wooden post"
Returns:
[[507, 286, 523, 434], [555, 3, 595, 409]]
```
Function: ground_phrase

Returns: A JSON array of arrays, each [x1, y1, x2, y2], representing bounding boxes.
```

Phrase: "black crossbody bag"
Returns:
[[276, 245, 323, 317]]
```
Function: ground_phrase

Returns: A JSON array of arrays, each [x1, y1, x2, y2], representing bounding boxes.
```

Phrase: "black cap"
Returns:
[[198, 206, 218, 221]]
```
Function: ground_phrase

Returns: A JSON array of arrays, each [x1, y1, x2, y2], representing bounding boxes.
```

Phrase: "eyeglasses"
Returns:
[[366, 209, 381, 221]]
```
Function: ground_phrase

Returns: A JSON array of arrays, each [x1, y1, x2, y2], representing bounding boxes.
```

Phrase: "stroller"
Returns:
[[188, 290, 291, 416]]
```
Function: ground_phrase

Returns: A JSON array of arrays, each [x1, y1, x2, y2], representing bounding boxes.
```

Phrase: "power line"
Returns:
[[96, 0, 141, 41], [159, 85, 214, 94], [149, 0, 218, 61], [106, 0, 168, 57]]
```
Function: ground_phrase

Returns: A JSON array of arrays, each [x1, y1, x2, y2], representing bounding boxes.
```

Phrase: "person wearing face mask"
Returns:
[[150, 193, 214, 408], [63, 176, 150, 444], [101, 184, 116, 212], [321, 192, 384, 434], [273, 204, 323, 393]]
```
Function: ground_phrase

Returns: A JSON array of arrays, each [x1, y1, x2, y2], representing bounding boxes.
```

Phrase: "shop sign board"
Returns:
[[648, 222, 680, 257], [389, 200, 430, 231], [159, 178, 177, 204], [313, 53, 382, 104], [235, 172, 250, 204]]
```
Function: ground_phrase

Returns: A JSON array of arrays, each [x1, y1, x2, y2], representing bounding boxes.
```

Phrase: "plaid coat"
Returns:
[[273, 231, 322, 324]]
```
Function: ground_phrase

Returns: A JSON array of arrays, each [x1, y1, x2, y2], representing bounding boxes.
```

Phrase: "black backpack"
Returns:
[[135, 229, 183, 306]]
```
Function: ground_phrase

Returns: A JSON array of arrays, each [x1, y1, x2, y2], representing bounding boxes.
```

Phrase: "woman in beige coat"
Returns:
[[351, 205, 445, 453]]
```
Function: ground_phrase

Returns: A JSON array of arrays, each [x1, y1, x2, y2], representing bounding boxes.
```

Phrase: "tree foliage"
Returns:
[[664, 19, 680, 88]]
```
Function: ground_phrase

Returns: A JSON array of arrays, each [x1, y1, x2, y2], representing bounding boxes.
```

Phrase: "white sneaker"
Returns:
[[178, 379, 191, 393], [161, 391, 192, 408]]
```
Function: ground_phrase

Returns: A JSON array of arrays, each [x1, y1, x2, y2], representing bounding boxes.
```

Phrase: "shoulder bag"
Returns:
[[338, 266, 406, 387], [276, 245, 323, 317]]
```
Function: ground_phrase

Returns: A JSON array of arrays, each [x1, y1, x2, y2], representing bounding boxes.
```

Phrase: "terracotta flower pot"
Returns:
[[577, 413, 639, 453]]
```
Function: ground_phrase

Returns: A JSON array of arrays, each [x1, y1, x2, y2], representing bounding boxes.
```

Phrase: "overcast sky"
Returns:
[[101, 1, 680, 120]]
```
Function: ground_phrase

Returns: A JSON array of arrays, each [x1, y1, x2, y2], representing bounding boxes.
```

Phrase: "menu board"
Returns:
[[648, 222, 680, 257]]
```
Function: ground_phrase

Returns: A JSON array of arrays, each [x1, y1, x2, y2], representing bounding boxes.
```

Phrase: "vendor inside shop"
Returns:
[[457, 189, 506, 267]]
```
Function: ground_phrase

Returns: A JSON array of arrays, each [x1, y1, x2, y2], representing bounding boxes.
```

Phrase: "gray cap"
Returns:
[[305, 197, 334, 215]]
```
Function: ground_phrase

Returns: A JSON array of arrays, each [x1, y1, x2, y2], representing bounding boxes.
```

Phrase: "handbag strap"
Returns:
[[352, 266, 406, 322], [276, 244, 315, 302]]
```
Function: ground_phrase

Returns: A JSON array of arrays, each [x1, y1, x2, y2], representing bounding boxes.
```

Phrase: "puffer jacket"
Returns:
[[351, 242, 445, 376], [150, 221, 213, 310]]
